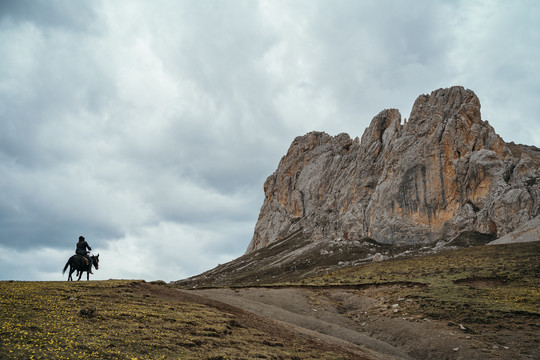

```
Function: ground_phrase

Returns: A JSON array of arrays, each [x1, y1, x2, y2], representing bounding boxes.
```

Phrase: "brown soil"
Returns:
[[187, 285, 538, 360]]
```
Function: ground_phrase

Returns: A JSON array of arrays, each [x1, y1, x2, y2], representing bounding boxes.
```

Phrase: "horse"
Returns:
[[62, 254, 99, 281]]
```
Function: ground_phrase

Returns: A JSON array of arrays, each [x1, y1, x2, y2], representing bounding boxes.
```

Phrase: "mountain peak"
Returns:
[[247, 86, 540, 253]]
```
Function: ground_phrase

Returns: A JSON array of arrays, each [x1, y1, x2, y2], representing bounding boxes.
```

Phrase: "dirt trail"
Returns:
[[188, 287, 488, 360]]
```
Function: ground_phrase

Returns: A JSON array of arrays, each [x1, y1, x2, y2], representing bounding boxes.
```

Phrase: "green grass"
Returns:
[[296, 242, 540, 323], [0, 280, 351, 360]]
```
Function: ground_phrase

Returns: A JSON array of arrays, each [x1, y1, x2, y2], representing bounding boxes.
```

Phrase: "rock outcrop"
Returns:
[[247, 86, 540, 253], [488, 217, 540, 245]]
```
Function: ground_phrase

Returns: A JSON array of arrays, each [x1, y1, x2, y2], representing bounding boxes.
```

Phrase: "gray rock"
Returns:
[[488, 217, 540, 244], [247, 86, 540, 253], [372, 253, 388, 262]]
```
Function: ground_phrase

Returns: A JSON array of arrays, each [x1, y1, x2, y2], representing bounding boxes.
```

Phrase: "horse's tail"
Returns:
[[62, 257, 71, 275]]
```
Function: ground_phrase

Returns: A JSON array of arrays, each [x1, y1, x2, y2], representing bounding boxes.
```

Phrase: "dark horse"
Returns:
[[62, 254, 99, 281]]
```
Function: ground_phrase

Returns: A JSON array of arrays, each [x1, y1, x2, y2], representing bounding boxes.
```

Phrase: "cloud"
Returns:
[[95, 220, 250, 282], [447, 0, 540, 145], [0, 0, 538, 281], [0, 0, 98, 32]]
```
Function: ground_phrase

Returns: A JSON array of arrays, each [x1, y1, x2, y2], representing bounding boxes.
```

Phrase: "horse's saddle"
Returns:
[[77, 254, 90, 266]]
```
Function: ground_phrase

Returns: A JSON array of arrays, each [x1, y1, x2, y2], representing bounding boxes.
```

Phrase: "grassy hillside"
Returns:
[[299, 241, 539, 321], [0, 280, 353, 360], [177, 233, 539, 325], [177, 241, 539, 357], [175, 230, 446, 288]]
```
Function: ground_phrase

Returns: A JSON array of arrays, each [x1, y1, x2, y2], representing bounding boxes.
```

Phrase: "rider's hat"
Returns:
[[79, 236, 85, 241]]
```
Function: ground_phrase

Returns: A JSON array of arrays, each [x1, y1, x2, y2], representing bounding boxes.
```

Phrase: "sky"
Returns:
[[1, 0, 539, 282]]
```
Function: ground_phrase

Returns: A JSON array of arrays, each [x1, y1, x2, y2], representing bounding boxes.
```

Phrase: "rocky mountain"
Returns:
[[247, 86, 540, 253]]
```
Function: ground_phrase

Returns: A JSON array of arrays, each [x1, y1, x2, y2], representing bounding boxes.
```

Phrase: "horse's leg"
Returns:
[[68, 265, 74, 281], [77, 269, 83, 281]]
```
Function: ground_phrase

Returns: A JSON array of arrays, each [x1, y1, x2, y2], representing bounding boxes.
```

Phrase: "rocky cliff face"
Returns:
[[247, 86, 540, 253]]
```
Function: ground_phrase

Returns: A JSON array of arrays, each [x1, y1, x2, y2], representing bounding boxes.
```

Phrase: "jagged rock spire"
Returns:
[[247, 86, 540, 253]]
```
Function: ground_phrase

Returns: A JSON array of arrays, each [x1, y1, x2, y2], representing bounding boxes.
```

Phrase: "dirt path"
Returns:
[[188, 287, 489, 360]]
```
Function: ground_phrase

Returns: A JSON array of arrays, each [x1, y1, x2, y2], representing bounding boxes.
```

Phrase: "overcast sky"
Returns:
[[1, 0, 538, 282]]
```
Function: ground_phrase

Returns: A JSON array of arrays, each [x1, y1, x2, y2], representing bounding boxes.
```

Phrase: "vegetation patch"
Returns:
[[0, 280, 353, 359], [453, 276, 510, 288], [299, 242, 540, 324]]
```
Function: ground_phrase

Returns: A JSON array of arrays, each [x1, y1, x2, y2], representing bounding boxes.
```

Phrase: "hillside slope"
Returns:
[[0, 280, 364, 359], [177, 241, 539, 359]]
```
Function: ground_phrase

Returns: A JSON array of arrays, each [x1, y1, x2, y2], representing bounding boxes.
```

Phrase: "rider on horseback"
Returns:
[[76, 236, 93, 274]]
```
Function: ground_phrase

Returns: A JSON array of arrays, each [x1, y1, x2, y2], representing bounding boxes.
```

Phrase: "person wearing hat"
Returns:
[[76, 236, 93, 274]]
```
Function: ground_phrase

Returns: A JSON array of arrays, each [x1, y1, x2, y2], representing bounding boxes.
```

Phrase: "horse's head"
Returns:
[[91, 254, 99, 270]]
